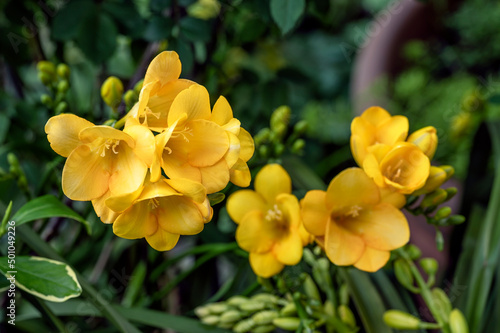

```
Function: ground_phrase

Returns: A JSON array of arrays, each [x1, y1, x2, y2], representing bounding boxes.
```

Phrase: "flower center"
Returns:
[[384, 159, 404, 182], [345, 205, 362, 218], [93, 138, 120, 157], [265, 204, 283, 222], [149, 197, 160, 210]]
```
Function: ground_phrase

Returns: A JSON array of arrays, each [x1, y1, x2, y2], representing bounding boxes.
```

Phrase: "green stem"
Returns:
[[396, 248, 448, 332], [0, 201, 13, 237]]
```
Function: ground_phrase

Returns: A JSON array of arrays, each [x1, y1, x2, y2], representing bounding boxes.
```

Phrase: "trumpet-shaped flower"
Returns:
[[301, 168, 409, 272], [227, 164, 312, 278], [111, 176, 212, 251], [45, 114, 154, 201], [350, 106, 409, 166]]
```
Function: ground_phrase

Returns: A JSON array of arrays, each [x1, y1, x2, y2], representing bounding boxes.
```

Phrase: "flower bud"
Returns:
[[448, 214, 466, 225], [302, 248, 316, 266], [201, 315, 220, 325], [239, 300, 266, 312], [405, 244, 422, 260], [440, 165, 455, 179], [435, 229, 444, 251], [272, 123, 287, 140], [40, 94, 53, 108], [449, 308, 469, 333], [233, 318, 255, 333], [421, 188, 448, 208], [394, 258, 415, 291], [419, 258, 438, 276], [57, 80, 69, 94], [55, 101, 68, 115], [291, 139, 305, 154], [252, 310, 279, 325], [445, 187, 458, 200], [407, 126, 438, 159], [383, 310, 421, 329], [434, 206, 452, 220], [187, 0, 221, 20], [254, 128, 271, 145], [133, 79, 144, 95], [253, 325, 275, 333], [339, 283, 349, 305], [413, 166, 447, 195], [272, 317, 300, 331], [220, 310, 242, 323], [56, 63, 71, 79], [101, 76, 124, 109], [303, 273, 321, 302], [323, 299, 335, 317], [280, 302, 297, 316], [124, 90, 138, 110], [270, 105, 291, 131], [251, 293, 279, 305], [258, 145, 269, 158], [227, 296, 248, 307], [274, 143, 285, 156], [194, 305, 211, 318], [293, 120, 308, 136], [37, 60, 56, 77], [432, 288, 452, 318], [38, 71, 53, 86], [338, 304, 356, 328], [205, 302, 228, 314]]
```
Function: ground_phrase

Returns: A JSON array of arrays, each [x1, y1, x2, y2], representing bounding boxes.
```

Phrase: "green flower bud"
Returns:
[[40, 94, 53, 108], [239, 301, 266, 312], [7, 153, 20, 174], [383, 310, 421, 330], [280, 302, 297, 316], [205, 302, 228, 314], [432, 288, 452, 318], [187, 0, 221, 20], [258, 145, 269, 158], [338, 304, 356, 328], [253, 324, 275, 333], [419, 258, 438, 276], [233, 318, 255, 333], [38, 71, 53, 86], [303, 273, 321, 302], [201, 315, 220, 325], [414, 166, 447, 195], [56, 63, 71, 79], [272, 317, 300, 331], [421, 188, 448, 208], [448, 214, 466, 225], [405, 244, 422, 260], [133, 79, 144, 95], [435, 229, 444, 251], [37, 61, 56, 77], [220, 310, 242, 323], [227, 296, 249, 307], [274, 143, 285, 156], [194, 305, 210, 318], [252, 310, 279, 325], [291, 139, 305, 154], [394, 258, 415, 291], [124, 90, 138, 110], [445, 187, 458, 200], [434, 206, 452, 220], [440, 165, 455, 179], [55, 101, 68, 115], [302, 248, 316, 266], [462, 92, 485, 113], [251, 293, 279, 304], [272, 123, 287, 140], [57, 80, 69, 94], [323, 299, 335, 317], [270, 105, 291, 131], [449, 308, 469, 333], [293, 120, 308, 136], [339, 283, 349, 305], [254, 128, 271, 145], [101, 76, 124, 109]]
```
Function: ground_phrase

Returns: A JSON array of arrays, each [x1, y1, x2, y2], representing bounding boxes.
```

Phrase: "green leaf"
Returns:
[[75, 11, 118, 64], [143, 15, 173, 41], [51, 0, 95, 41], [179, 17, 212, 42], [0, 256, 82, 302], [0, 113, 10, 145], [102, 1, 145, 38], [11, 195, 91, 234], [270, 0, 305, 35]]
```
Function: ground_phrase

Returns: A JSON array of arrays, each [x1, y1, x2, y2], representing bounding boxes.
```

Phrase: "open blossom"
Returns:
[[227, 164, 312, 278], [301, 168, 409, 272]]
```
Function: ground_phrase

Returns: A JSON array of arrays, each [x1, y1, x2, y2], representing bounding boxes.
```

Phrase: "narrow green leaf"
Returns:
[[270, 0, 305, 35], [0, 256, 81, 302], [11, 195, 91, 234]]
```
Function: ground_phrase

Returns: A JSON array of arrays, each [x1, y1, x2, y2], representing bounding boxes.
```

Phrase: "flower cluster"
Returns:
[[45, 51, 254, 251]]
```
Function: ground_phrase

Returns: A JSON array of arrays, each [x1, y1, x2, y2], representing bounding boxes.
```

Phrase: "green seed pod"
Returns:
[[338, 304, 356, 328], [220, 310, 242, 323], [101, 76, 124, 109], [293, 120, 308, 135], [239, 301, 266, 312], [40, 94, 53, 108], [133, 79, 144, 95], [205, 302, 228, 314], [280, 302, 297, 316], [434, 206, 452, 220], [227, 296, 249, 307], [291, 139, 305, 154], [194, 305, 210, 318], [448, 215, 466, 225], [57, 80, 69, 94], [201, 315, 220, 325], [449, 308, 469, 333], [55, 101, 68, 115], [432, 288, 452, 319], [233, 318, 255, 333], [383, 310, 421, 329], [56, 63, 71, 79], [253, 324, 275, 333], [421, 188, 448, 208], [394, 258, 415, 291], [419, 258, 438, 276], [270, 105, 291, 131], [252, 310, 279, 325], [405, 244, 422, 260], [272, 317, 301, 331], [251, 293, 279, 304], [124, 90, 138, 110]]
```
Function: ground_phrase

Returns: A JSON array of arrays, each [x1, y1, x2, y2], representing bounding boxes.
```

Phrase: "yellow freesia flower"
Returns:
[[350, 106, 409, 166], [363, 142, 430, 194], [300, 168, 409, 272], [227, 164, 312, 278], [111, 176, 212, 251], [45, 114, 154, 201]]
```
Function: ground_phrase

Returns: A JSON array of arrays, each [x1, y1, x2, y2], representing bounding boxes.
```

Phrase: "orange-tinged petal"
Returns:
[[109, 146, 148, 196], [326, 168, 380, 215], [276, 193, 301, 227], [255, 164, 291, 204], [376, 115, 408, 145], [45, 114, 94, 157], [168, 85, 211, 125], [354, 247, 391, 272], [146, 228, 180, 251], [324, 220, 364, 266], [200, 159, 230, 194], [92, 192, 121, 224], [164, 178, 206, 203], [249, 252, 284, 278], [360, 106, 391, 126], [144, 51, 182, 88], [343, 203, 409, 251], [123, 123, 155, 166], [157, 196, 205, 235], [227, 189, 267, 224], [238, 128, 255, 162], [236, 211, 274, 253], [301, 190, 329, 236], [113, 201, 158, 239], [62, 145, 111, 201], [79, 126, 135, 149], [230, 159, 251, 187], [273, 232, 303, 265], [225, 132, 241, 168], [211, 95, 233, 126]]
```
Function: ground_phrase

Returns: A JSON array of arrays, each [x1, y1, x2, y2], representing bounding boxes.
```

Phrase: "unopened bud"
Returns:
[[101, 76, 124, 109], [253, 325, 275, 333], [57, 80, 69, 94], [407, 126, 438, 159], [293, 120, 308, 135], [133, 79, 144, 95], [205, 302, 228, 314], [272, 317, 300, 331], [338, 305, 356, 328], [220, 310, 242, 323], [56, 63, 71, 79], [258, 145, 269, 158], [434, 206, 452, 220], [274, 143, 285, 156], [187, 0, 221, 20], [233, 318, 255, 333], [41, 94, 53, 108], [194, 305, 210, 318], [383, 310, 421, 330], [272, 123, 287, 140], [270, 105, 291, 131], [432, 288, 452, 318], [405, 244, 422, 260], [339, 283, 349, 305], [394, 258, 415, 291], [445, 187, 458, 200], [255, 128, 271, 145], [414, 166, 447, 195], [124, 90, 138, 110], [323, 300, 335, 317], [291, 139, 305, 154], [303, 273, 321, 302], [419, 258, 438, 276], [448, 214, 466, 225], [280, 302, 297, 316], [201, 315, 219, 325], [252, 310, 279, 325], [449, 308, 469, 333], [37, 61, 55, 77], [421, 188, 448, 208], [239, 301, 266, 312], [227, 296, 248, 307], [435, 230, 444, 251], [251, 293, 279, 305], [38, 72, 53, 86], [55, 101, 68, 115]]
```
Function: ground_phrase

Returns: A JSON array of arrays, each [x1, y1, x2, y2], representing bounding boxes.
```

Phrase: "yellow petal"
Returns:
[[136, 177, 179, 201], [211, 95, 233, 126], [167, 84, 211, 125], [363, 154, 385, 188], [45, 114, 94, 157], [196, 197, 213, 223], [230, 159, 251, 187], [146, 228, 180, 251], [105, 184, 144, 213], [324, 221, 365, 266], [162, 149, 202, 183], [238, 128, 255, 162], [135, 80, 156, 122], [300, 190, 329, 236], [157, 196, 205, 235], [236, 211, 274, 253], [326, 168, 380, 215], [272, 232, 303, 265], [276, 193, 301, 228], [200, 159, 230, 194], [225, 132, 241, 168], [123, 123, 155, 166], [113, 201, 158, 239], [92, 192, 121, 224], [164, 178, 207, 203], [407, 126, 438, 159], [354, 247, 391, 272], [360, 106, 391, 125], [343, 203, 409, 251], [143, 51, 182, 88], [376, 115, 408, 144], [79, 126, 135, 149], [109, 146, 148, 196], [255, 164, 291, 204], [379, 187, 406, 209], [62, 145, 111, 201], [249, 252, 284, 278], [151, 124, 178, 182], [227, 189, 267, 224], [222, 118, 241, 136]]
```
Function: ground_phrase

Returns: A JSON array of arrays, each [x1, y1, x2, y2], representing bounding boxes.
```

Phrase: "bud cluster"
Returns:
[[37, 61, 71, 114]]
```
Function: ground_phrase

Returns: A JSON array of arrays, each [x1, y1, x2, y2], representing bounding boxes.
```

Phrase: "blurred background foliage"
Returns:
[[1, 0, 500, 331]]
